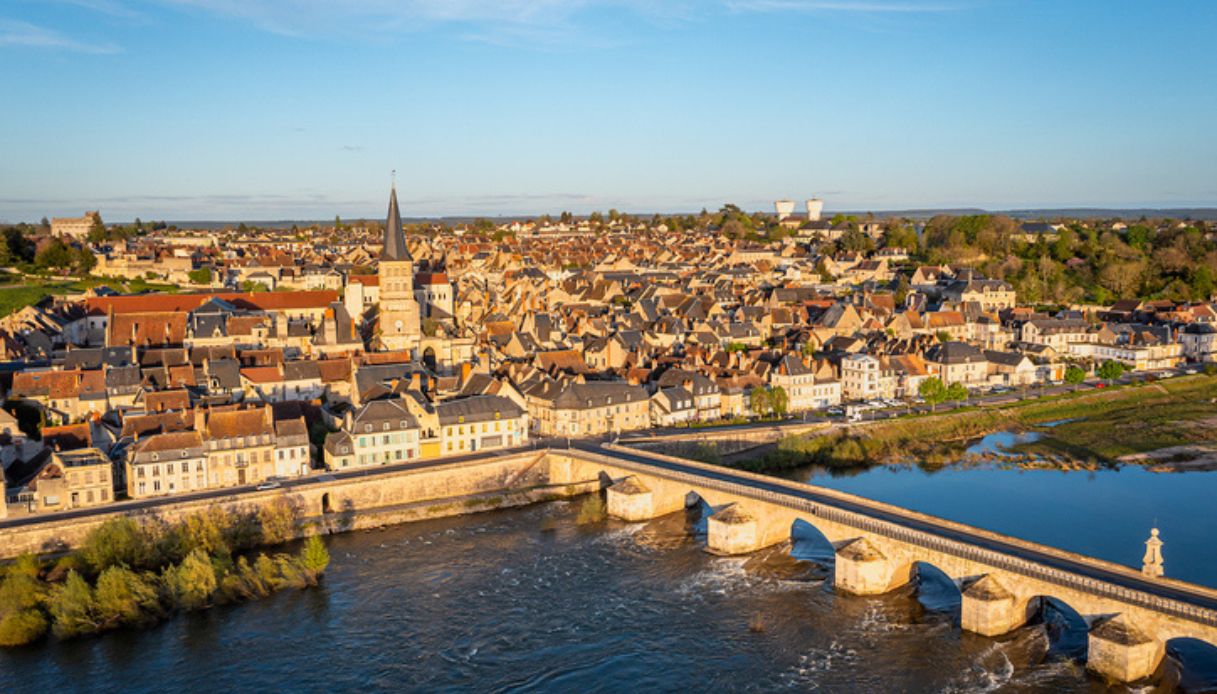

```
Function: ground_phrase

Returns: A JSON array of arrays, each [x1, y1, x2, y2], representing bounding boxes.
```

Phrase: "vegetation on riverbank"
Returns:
[[736, 374, 1217, 472], [0, 499, 330, 647]]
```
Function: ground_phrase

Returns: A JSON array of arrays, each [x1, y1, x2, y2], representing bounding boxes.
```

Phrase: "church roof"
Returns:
[[381, 185, 412, 262]]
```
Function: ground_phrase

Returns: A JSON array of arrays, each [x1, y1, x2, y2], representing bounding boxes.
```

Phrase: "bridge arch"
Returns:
[[789, 518, 835, 565], [911, 561, 961, 615], [1025, 596, 1089, 663], [1165, 637, 1217, 691]]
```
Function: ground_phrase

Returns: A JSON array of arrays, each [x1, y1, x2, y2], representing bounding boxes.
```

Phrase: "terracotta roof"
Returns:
[[86, 290, 339, 316], [145, 389, 190, 412], [42, 423, 92, 451], [204, 406, 273, 440], [241, 366, 283, 384], [349, 275, 379, 286]]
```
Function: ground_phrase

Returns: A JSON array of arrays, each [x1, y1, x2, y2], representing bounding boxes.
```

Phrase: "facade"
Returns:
[[437, 395, 527, 455], [198, 406, 280, 487], [925, 341, 990, 386], [51, 211, 100, 239], [325, 399, 420, 470], [127, 431, 208, 499], [10, 448, 114, 512], [530, 381, 649, 437]]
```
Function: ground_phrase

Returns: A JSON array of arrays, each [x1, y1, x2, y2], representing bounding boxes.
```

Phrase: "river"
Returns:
[[3, 455, 1217, 692]]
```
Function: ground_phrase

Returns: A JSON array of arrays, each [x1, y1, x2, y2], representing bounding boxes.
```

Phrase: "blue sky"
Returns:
[[1, 1, 1215, 222]]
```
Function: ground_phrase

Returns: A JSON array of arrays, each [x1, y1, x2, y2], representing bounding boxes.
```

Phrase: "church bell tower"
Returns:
[[377, 179, 420, 353]]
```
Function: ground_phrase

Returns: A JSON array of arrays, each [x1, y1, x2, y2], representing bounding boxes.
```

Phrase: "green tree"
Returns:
[[769, 386, 789, 416], [919, 377, 947, 412], [0, 555, 49, 647], [163, 549, 217, 611], [94, 566, 159, 628], [49, 571, 99, 639], [188, 268, 212, 284], [750, 387, 771, 417], [945, 382, 968, 403], [34, 239, 73, 271], [73, 247, 96, 275], [299, 536, 331, 585], [1064, 366, 1086, 384], [241, 280, 270, 292], [80, 517, 157, 575], [258, 497, 298, 546], [1097, 360, 1126, 382]]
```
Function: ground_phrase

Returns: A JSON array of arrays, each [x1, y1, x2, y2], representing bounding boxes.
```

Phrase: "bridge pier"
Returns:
[[833, 537, 910, 595], [605, 476, 657, 522], [1086, 615, 1164, 684], [706, 504, 762, 555], [960, 575, 1025, 636]]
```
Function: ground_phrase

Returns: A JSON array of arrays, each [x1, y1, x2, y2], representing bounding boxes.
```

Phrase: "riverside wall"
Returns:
[[0, 450, 597, 560]]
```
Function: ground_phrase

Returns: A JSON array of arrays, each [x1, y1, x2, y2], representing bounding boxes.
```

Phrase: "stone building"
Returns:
[[377, 184, 421, 354]]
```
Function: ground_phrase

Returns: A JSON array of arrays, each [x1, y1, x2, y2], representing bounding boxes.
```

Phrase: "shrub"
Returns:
[[94, 566, 160, 629], [49, 571, 99, 639], [79, 517, 159, 575], [162, 549, 217, 611], [298, 536, 330, 585], [0, 555, 49, 646], [576, 495, 606, 525], [258, 498, 298, 546]]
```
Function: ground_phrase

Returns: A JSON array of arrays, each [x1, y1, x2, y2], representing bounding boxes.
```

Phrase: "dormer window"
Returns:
[[364, 424, 372, 433], [383, 423, 390, 431]]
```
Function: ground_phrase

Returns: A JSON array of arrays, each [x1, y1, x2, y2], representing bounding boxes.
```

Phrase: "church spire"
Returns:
[[381, 177, 411, 262]]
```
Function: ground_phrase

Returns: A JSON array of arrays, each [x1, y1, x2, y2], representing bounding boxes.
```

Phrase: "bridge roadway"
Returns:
[[574, 441, 1217, 621]]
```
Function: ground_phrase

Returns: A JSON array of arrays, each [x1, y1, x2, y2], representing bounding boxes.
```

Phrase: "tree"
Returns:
[[1097, 360, 1126, 382], [80, 517, 156, 575], [945, 382, 968, 403], [0, 554, 49, 646], [73, 247, 96, 275], [94, 565, 159, 628], [750, 388, 771, 417], [769, 386, 789, 416], [34, 239, 73, 271], [919, 377, 947, 412], [258, 497, 298, 546], [1064, 366, 1086, 384], [241, 280, 270, 292], [49, 571, 99, 639], [188, 268, 212, 285], [298, 536, 330, 585], [163, 549, 217, 611]]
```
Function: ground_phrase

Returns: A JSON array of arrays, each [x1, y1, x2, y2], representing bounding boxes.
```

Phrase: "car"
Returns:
[[1094, 382, 1106, 389], [827, 407, 844, 416], [256, 480, 282, 491]]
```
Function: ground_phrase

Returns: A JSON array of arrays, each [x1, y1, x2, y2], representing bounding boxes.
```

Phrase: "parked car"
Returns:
[[256, 480, 282, 491]]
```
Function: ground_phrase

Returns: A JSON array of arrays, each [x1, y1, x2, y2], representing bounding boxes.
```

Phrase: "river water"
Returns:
[[3, 455, 1217, 692]]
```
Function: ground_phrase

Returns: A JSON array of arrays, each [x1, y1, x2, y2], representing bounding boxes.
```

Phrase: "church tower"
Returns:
[[377, 181, 420, 353]]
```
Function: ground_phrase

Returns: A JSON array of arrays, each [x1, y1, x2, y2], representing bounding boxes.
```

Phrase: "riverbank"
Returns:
[[731, 374, 1217, 472]]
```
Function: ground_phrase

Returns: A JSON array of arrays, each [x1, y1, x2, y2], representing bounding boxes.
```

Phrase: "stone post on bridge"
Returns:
[[833, 537, 909, 595], [706, 504, 760, 555], [960, 575, 1025, 636], [1086, 614, 1164, 684]]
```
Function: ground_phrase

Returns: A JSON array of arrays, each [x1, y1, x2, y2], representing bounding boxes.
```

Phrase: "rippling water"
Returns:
[[7, 497, 1212, 693]]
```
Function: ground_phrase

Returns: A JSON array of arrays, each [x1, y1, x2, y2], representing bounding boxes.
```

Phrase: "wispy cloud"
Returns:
[[725, 0, 961, 12], [0, 18, 121, 53]]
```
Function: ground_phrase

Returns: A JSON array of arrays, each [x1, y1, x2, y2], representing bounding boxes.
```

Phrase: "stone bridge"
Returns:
[[552, 444, 1217, 685]]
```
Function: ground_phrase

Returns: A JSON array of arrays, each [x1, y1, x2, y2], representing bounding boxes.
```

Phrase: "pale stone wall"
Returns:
[[0, 451, 567, 559]]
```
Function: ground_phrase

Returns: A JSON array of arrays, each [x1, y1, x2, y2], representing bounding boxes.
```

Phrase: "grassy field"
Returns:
[[757, 375, 1217, 471], [0, 276, 181, 318]]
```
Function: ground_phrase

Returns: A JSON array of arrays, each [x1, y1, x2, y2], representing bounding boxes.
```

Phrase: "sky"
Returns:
[[1, 0, 1215, 222]]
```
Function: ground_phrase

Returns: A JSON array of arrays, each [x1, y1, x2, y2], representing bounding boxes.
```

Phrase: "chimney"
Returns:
[[193, 407, 206, 434], [409, 372, 421, 392], [460, 361, 472, 386]]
